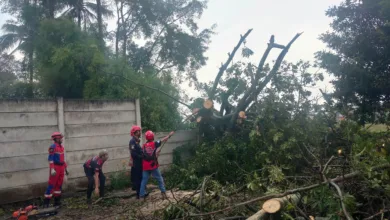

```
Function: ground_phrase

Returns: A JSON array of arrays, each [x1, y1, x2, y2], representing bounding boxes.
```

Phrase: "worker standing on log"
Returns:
[[83, 150, 109, 205], [43, 132, 69, 208], [129, 125, 146, 199], [139, 130, 174, 200]]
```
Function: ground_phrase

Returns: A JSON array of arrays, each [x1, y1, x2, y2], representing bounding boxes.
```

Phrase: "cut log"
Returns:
[[262, 194, 300, 213], [247, 194, 301, 220], [262, 199, 281, 213], [203, 99, 214, 109], [239, 111, 246, 119]]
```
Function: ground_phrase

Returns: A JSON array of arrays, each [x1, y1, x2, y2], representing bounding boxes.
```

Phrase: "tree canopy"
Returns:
[[317, 0, 390, 125]]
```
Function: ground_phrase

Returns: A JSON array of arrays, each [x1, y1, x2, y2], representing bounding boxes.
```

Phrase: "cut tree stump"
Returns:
[[262, 199, 281, 213], [203, 99, 214, 109], [247, 194, 301, 220]]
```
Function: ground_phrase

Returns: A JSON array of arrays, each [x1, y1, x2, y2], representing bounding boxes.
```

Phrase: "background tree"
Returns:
[[316, 0, 390, 125]]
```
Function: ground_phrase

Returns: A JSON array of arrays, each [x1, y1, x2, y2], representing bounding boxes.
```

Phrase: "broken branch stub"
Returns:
[[203, 99, 214, 109]]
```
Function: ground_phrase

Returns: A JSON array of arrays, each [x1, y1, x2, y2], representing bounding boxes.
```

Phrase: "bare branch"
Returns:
[[209, 29, 253, 100], [363, 209, 390, 220], [230, 33, 303, 129], [242, 32, 303, 110], [329, 181, 353, 220]]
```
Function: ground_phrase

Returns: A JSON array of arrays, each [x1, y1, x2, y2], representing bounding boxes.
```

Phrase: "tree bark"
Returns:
[[115, 1, 121, 57], [96, 0, 104, 49], [120, 4, 127, 57]]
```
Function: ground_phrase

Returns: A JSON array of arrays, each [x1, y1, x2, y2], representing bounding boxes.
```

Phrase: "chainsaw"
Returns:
[[11, 205, 58, 220]]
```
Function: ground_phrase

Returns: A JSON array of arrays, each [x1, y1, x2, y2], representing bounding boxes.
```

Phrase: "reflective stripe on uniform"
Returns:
[[53, 191, 61, 194], [45, 194, 52, 198]]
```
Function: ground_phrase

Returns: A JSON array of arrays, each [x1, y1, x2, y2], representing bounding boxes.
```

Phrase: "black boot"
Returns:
[[43, 198, 51, 208], [54, 196, 61, 207]]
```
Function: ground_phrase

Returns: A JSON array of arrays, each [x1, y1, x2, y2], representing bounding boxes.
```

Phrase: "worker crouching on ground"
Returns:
[[139, 130, 174, 200], [44, 132, 69, 208], [83, 150, 109, 205]]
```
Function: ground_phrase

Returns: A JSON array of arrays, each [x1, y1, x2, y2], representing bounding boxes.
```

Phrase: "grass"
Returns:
[[365, 124, 388, 132]]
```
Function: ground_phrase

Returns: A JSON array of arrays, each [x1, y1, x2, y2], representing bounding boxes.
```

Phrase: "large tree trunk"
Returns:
[[115, 1, 121, 57], [96, 0, 104, 49], [119, 4, 127, 57]]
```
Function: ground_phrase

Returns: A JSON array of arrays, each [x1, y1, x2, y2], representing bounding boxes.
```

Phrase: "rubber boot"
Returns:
[[43, 198, 51, 208], [54, 196, 61, 207]]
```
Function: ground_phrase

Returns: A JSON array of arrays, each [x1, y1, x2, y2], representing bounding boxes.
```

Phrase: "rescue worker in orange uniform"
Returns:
[[43, 132, 69, 208]]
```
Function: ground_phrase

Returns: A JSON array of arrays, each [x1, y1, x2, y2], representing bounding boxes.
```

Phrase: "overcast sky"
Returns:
[[0, 0, 343, 99]]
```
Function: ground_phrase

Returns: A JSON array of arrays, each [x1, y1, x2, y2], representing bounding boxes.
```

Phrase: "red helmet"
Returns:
[[51, 132, 63, 140], [145, 130, 154, 141], [130, 125, 141, 136]]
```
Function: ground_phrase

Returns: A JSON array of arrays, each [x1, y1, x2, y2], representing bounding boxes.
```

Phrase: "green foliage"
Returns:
[[109, 163, 131, 190], [35, 18, 104, 98], [317, 0, 390, 124]]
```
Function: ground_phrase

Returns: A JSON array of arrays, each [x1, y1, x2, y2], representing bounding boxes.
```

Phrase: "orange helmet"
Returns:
[[51, 132, 63, 140], [145, 130, 154, 141], [130, 125, 141, 136]]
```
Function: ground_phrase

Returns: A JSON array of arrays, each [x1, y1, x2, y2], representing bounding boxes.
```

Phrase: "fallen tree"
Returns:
[[186, 163, 390, 218]]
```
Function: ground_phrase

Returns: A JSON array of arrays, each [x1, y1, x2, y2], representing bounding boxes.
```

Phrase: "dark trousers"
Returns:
[[84, 166, 105, 199], [131, 166, 142, 198]]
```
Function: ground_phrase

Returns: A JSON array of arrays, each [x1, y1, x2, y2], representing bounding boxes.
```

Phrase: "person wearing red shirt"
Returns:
[[43, 132, 69, 208], [139, 130, 174, 200], [83, 150, 109, 205]]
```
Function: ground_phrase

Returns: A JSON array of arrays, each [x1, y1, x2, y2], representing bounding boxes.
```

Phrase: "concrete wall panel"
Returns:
[[65, 122, 133, 138], [0, 140, 52, 158], [66, 146, 129, 165], [0, 125, 58, 142], [0, 99, 56, 113], [0, 154, 47, 173], [64, 100, 135, 112], [65, 134, 130, 152], [0, 112, 58, 128], [64, 111, 136, 125]]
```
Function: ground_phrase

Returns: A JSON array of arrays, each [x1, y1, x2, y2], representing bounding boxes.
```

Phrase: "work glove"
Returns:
[[50, 168, 56, 176], [65, 169, 69, 176]]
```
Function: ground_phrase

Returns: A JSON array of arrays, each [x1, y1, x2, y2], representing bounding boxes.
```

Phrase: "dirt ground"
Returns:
[[0, 185, 194, 220]]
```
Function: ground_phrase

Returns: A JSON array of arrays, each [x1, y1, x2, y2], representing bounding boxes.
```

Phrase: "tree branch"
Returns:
[[242, 32, 303, 110], [230, 33, 303, 129], [209, 29, 253, 100], [329, 181, 353, 220], [110, 73, 191, 109], [185, 163, 390, 218], [363, 209, 390, 220]]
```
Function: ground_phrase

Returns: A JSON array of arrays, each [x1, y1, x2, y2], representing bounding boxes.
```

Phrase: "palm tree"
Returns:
[[0, 1, 39, 98], [96, 0, 103, 48], [62, 0, 112, 30]]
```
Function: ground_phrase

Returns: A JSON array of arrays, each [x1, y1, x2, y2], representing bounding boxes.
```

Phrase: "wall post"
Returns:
[[135, 98, 142, 144], [57, 97, 66, 161]]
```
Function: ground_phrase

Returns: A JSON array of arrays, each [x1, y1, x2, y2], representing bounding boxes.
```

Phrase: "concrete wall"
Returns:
[[0, 98, 197, 204]]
